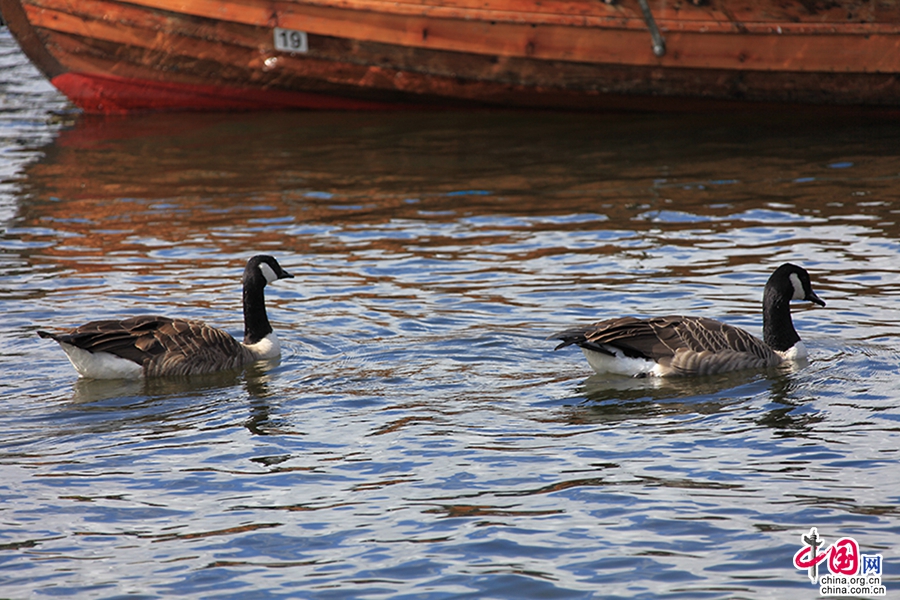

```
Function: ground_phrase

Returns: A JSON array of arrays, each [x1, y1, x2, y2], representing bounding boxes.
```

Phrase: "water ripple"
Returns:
[[1, 39, 900, 598]]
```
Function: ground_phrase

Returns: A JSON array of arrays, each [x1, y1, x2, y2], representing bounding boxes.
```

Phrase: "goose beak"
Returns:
[[807, 291, 825, 307]]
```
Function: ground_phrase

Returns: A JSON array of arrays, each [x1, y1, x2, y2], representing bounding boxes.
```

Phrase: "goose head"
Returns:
[[762, 263, 824, 354], [245, 255, 294, 286], [767, 263, 825, 308]]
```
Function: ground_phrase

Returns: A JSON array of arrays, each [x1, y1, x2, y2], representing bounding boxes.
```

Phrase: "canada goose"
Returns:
[[37, 255, 294, 379], [550, 263, 825, 377]]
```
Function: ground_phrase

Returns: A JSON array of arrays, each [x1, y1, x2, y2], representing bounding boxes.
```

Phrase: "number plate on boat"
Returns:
[[274, 28, 308, 53]]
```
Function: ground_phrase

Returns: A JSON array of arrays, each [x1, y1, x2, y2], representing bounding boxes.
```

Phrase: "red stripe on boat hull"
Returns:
[[50, 72, 415, 114]]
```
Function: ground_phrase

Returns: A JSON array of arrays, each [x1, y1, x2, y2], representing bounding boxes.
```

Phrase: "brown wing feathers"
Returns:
[[38, 316, 251, 376], [552, 315, 781, 376], [555, 316, 686, 360], [39, 316, 166, 364], [143, 324, 252, 377]]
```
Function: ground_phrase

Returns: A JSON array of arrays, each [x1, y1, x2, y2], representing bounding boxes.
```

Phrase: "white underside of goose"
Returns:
[[582, 346, 666, 377], [58, 342, 144, 379]]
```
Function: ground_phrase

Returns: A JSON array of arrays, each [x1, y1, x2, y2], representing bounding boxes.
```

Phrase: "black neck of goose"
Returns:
[[243, 276, 272, 345], [762, 286, 800, 352]]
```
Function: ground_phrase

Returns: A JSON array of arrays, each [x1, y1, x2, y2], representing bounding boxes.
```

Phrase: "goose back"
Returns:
[[554, 315, 783, 377], [39, 315, 256, 378]]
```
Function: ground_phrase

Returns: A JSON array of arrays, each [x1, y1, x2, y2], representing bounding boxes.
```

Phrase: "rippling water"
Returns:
[[2, 27, 899, 599]]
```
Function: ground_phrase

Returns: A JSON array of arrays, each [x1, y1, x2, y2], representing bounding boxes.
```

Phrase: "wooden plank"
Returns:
[[42, 26, 900, 109], [24, 1, 900, 105], [121, 0, 900, 29], [29, 0, 900, 35], [104, 0, 651, 29], [10, 0, 900, 111], [25, 0, 900, 73]]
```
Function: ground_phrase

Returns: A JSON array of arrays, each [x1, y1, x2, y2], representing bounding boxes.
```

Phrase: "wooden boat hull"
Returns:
[[4, 0, 900, 113]]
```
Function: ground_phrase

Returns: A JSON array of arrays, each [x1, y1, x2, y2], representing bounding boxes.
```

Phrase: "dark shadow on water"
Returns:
[[66, 358, 281, 405], [555, 370, 765, 426], [553, 361, 825, 434], [16, 361, 286, 439], [578, 368, 770, 403], [756, 373, 827, 437], [10, 361, 289, 445]]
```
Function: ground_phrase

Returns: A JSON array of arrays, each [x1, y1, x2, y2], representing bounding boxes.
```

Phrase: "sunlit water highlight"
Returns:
[[1, 28, 899, 599]]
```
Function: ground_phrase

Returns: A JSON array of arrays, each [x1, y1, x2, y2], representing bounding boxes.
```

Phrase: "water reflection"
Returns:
[[9, 111, 900, 351], [4, 83, 900, 597], [66, 368, 265, 404]]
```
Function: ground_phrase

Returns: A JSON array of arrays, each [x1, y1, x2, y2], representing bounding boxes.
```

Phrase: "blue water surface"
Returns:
[[1, 27, 899, 600]]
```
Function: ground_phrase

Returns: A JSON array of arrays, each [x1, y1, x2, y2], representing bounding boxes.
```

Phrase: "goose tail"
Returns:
[[548, 326, 596, 352]]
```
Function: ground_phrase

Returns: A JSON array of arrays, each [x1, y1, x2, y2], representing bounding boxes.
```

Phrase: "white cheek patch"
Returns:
[[258, 262, 279, 284], [789, 272, 805, 300]]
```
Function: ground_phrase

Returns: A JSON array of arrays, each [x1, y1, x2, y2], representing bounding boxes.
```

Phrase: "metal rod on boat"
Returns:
[[636, 0, 667, 57]]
